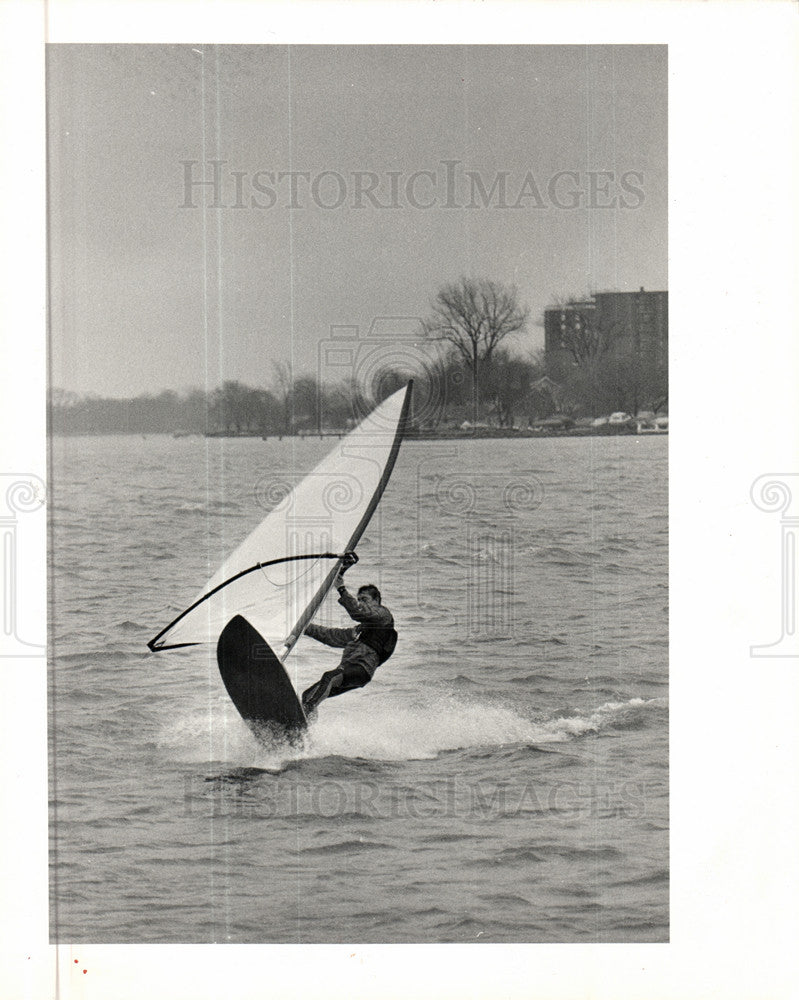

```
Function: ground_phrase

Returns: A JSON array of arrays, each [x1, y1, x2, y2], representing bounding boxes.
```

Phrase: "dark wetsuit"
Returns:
[[301, 587, 395, 712]]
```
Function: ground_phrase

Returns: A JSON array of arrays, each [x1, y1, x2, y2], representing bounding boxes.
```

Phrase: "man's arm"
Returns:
[[305, 622, 358, 648], [285, 551, 359, 646], [337, 587, 393, 625]]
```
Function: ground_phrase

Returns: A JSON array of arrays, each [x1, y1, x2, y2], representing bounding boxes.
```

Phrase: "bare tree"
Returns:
[[271, 361, 294, 434], [545, 293, 614, 368], [483, 350, 538, 428], [320, 379, 353, 429], [292, 375, 322, 431], [421, 277, 528, 423], [210, 380, 250, 433], [246, 387, 281, 436]]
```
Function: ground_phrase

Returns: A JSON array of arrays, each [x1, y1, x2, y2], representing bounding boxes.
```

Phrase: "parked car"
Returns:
[[608, 411, 633, 425]]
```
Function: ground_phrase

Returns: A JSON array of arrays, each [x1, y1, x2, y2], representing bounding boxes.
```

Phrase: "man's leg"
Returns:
[[326, 663, 371, 699], [301, 668, 345, 713], [301, 663, 371, 713]]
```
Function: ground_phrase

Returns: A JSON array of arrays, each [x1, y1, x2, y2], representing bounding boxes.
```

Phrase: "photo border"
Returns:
[[2, 1, 798, 998]]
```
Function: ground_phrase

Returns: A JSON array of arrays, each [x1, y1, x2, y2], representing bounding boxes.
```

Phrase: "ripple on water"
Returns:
[[50, 435, 668, 943]]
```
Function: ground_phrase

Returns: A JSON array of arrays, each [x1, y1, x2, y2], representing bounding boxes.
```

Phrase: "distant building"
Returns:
[[544, 288, 668, 375]]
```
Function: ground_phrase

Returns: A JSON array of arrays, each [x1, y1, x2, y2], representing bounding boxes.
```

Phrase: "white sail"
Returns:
[[148, 382, 412, 655]]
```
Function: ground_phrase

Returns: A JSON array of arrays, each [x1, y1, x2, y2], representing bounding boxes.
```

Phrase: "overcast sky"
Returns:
[[47, 44, 667, 398]]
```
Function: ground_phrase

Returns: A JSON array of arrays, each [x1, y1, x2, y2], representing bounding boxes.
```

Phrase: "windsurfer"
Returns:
[[301, 552, 397, 715]]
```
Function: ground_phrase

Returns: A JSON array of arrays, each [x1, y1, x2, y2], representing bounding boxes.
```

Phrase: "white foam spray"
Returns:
[[158, 691, 665, 770]]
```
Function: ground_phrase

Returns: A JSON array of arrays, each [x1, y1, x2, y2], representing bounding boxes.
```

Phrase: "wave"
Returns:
[[609, 867, 669, 888], [537, 697, 667, 739], [158, 691, 666, 771], [112, 619, 148, 634], [299, 839, 391, 855]]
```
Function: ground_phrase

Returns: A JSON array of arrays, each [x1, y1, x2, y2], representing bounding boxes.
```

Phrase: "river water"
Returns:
[[49, 433, 667, 944]]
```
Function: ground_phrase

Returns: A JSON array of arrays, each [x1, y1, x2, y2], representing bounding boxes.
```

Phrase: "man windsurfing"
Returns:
[[301, 551, 397, 715]]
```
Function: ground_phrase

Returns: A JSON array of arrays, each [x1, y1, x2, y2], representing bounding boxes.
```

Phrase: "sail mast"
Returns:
[[280, 380, 413, 658]]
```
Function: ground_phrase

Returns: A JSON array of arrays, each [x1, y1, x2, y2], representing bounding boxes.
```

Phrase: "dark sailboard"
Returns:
[[217, 615, 307, 737]]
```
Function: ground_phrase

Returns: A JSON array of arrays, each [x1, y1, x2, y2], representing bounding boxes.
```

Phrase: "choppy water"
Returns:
[[49, 433, 667, 943]]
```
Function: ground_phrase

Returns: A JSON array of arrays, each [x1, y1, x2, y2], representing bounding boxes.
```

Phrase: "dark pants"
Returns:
[[302, 662, 371, 713]]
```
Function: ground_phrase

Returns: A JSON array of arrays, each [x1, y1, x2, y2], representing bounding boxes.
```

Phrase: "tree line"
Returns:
[[49, 277, 667, 435], [48, 356, 548, 436]]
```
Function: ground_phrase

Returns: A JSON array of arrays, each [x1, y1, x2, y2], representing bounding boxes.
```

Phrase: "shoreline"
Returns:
[[52, 425, 667, 440]]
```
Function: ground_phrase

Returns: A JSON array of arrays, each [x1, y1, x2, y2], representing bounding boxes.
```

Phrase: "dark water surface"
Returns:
[[49, 434, 667, 943]]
